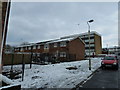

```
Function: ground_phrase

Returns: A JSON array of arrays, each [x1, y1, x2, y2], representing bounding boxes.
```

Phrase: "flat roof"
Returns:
[[61, 31, 101, 39], [15, 31, 101, 48]]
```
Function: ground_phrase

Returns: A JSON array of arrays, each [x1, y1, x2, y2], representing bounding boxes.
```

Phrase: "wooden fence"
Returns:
[[2, 53, 31, 65]]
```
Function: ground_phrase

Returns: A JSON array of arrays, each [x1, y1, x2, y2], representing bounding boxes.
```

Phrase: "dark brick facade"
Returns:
[[15, 37, 85, 61]]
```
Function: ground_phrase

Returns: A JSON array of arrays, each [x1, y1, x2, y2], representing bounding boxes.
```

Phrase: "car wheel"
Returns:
[[115, 67, 118, 70], [101, 66, 104, 69], [115, 66, 118, 70]]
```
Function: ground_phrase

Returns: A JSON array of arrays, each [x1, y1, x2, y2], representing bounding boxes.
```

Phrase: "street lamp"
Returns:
[[87, 19, 94, 70]]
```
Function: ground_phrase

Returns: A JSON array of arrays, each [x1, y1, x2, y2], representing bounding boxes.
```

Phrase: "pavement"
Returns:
[[76, 60, 120, 89]]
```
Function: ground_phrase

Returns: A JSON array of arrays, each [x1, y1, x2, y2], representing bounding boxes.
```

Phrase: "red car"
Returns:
[[101, 55, 119, 70]]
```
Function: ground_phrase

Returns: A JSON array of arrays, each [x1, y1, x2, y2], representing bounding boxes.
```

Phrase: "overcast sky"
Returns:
[[6, 2, 118, 48]]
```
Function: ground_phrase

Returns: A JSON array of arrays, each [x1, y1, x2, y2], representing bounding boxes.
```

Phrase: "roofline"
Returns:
[[45, 37, 82, 44], [15, 37, 85, 48], [36, 38, 59, 44], [61, 31, 101, 39], [69, 37, 85, 45], [16, 31, 101, 48], [78, 37, 86, 45]]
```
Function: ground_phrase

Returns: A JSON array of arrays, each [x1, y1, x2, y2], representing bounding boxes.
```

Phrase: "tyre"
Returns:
[[115, 67, 118, 70], [115, 65, 119, 70], [101, 66, 104, 70]]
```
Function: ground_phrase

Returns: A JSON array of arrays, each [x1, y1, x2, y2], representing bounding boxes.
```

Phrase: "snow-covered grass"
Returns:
[[3, 58, 102, 88], [0, 74, 14, 85]]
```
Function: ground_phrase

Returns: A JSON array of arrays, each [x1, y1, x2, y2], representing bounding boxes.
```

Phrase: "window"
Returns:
[[80, 36, 84, 38], [15, 48, 19, 51], [28, 47, 31, 50], [20, 48, 23, 51], [84, 39, 94, 43], [90, 39, 94, 42], [85, 49, 95, 52], [85, 45, 89, 47], [84, 35, 88, 38], [25, 47, 27, 50], [90, 34, 94, 37], [60, 42, 66, 47], [44, 44, 49, 49], [15, 48, 16, 51], [85, 52, 93, 55], [54, 43, 57, 47], [85, 47, 95, 49], [84, 39, 89, 42], [38, 45, 40, 49], [85, 44, 95, 47], [60, 52, 66, 57], [90, 44, 95, 47], [33, 46, 36, 49]]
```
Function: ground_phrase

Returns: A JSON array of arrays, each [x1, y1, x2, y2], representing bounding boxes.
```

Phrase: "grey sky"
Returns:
[[7, 2, 118, 48]]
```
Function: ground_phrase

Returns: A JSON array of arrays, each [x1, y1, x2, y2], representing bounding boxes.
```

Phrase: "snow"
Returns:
[[3, 58, 102, 88], [0, 74, 14, 85], [0, 84, 20, 89], [46, 37, 77, 44], [61, 31, 101, 39]]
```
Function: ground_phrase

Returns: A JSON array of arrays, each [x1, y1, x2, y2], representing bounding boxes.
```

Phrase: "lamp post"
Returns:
[[87, 19, 94, 70]]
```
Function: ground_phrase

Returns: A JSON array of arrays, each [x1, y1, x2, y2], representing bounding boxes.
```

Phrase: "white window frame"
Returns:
[[90, 39, 94, 42], [60, 52, 66, 57], [85, 44, 95, 47], [84, 39, 89, 42], [14, 48, 16, 51], [38, 45, 40, 49], [90, 44, 95, 47], [85, 44, 89, 47], [15, 48, 19, 51], [20, 48, 24, 51], [90, 34, 94, 37], [60, 42, 66, 47], [84, 35, 88, 38], [85, 52, 93, 55], [54, 43, 57, 47], [84, 39, 94, 43], [25, 47, 27, 50], [85, 49, 95, 52], [44, 44, 49, 49], [28, 46, 31, 50], [33, 46, 36, 49]]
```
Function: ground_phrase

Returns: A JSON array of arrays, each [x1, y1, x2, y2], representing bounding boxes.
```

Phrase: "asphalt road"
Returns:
[[77, 61, 120, 89]]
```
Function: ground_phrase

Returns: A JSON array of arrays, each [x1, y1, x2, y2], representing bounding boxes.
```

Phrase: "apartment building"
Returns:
[[102, 46, 120, 55], [14, 37, 85, 61], [61, 31, 102, 56]]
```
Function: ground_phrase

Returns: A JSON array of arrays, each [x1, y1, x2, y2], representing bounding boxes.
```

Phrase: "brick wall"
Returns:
[[94, 34, 102, 54], [69, 38, 85, 60], [14, 38, 85, 62]]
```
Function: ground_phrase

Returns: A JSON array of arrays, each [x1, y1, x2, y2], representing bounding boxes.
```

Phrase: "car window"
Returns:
[[104, 56, 116, 60]]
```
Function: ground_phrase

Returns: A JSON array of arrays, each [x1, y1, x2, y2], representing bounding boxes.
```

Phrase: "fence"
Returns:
[[2, 53, 31, 65], [2, 52, 76, 65]]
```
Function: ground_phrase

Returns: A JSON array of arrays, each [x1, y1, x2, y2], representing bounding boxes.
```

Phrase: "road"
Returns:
[[76, 61, 120, 89]]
